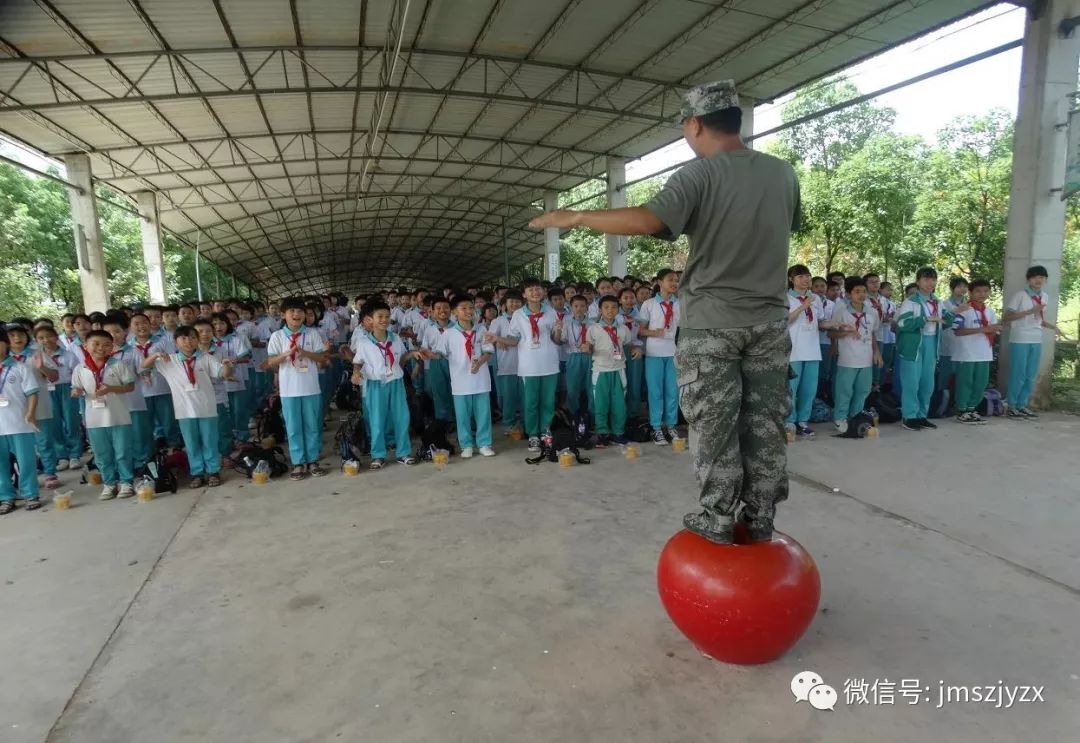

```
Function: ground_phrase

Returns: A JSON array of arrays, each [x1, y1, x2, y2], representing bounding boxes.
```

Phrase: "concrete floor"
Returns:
[[1, 414, 1078, 743]]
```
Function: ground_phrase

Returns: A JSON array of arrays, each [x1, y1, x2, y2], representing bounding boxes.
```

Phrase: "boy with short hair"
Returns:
[[951, 279, 1001, 424], [829, 278, 883, 433], [420, 297, 455, 423], [637, 269, 681, 444], [104, 315, 153, 473], [560, 295, 593, 415], [198, 318, 234, 460], [585, 295, 641, 446], [8, 324, 61, 491], [505, 277, 563, 452], [486, 291, 524, 435], [144, 326, 235, 488], [72, 329, 137, 499], [1003, 265, 1060, 418], [265, 298, 330, 480], [864, 273, 895, 389], [617, 287, 645, 417], [0, 327, 42, 514], [938, 277, 970, 392], [430, 296, 496, 458], [895, 267, 959, 431]]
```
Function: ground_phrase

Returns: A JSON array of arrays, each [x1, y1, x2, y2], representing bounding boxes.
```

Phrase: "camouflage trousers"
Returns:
[[676, 320, 792, 544]]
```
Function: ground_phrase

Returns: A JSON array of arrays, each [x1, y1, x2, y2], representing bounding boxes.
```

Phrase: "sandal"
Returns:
[[189, 476, 204, 489], [24, 499, 42, 511], [289, 466, 307, 481], [368, 458, 385, 470], [0, 502, 14, 515], [207, 473, 221, 487], [308, 463, 326, 477], [396, 455, 417, 466]]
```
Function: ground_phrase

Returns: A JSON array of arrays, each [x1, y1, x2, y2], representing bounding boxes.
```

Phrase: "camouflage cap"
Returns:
[[676, 80, 739, 123]]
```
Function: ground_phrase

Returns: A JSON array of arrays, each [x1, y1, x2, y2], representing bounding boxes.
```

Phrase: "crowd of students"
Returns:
[[786, 264, 1062, 436], [0, 273, 683, 512], [0, 262, 1060, 514]]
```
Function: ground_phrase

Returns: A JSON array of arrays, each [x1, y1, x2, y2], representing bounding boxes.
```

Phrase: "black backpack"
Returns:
[[232, 443, 290, 479], [928, 388, 951, 419], [334, 372, 362, 412], [255, 394, 286, 443], [335, 411, 370, 462], [626, 417, 652, 443], [834, 412, 877, 439], [527, 407, 591, 465], [572, 409, 595, 450], [864, 390, 900, 424], [138, 446, 179, 494]]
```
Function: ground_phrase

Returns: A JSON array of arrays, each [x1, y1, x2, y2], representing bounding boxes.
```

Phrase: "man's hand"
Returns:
[[529, 210, 580, 230]]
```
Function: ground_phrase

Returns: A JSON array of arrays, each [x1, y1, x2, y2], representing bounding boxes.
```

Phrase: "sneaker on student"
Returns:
[[1019, 407, 1039, 419], [45, 475, 61, 490], [652, 428, 669, 445], [55, 459, 69, 472], [956, 411, 978, 425], [1006, 407, 1026, 420], [479, 446, 496, 457], [834, 419, 849, 435], [611, 435, 630, 446], [67, 460, 83, 471], [117, 482, 135, 498], [459, 447, 475, 459], [918, 418, 937, 429], [795, 424, 815, 438], [969, 411, 988, 424], [99, 484, 117, 501], [527, 436, 541, 452], [594, 434, 610, 449], [902, 418, 923, 431]]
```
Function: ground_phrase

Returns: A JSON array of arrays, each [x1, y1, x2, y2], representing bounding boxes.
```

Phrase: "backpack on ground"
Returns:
[[833, 412, 876, 439], [137, 445, 178, 494], [527, 407, 591, 465], [928, 388, 951, 419], [334, 372, 362, 412], [255, 394, 286, 444], [810, 398, 832, 423], [232, 443, 290, 479], [572, 409, 595, 450], [977, 388, 1005, 417], [864, 390, 901, 424], [626, 417, 652, 443], [335, 410, 370, 462], [419, 418, 455, 461]]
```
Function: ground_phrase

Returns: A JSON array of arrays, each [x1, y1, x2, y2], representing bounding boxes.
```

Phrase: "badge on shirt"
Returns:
[[0, 396, 8, 408], [91, 397, 106, 408]]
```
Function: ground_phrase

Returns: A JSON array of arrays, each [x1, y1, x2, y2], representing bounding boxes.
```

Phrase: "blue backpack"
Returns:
[[977, 388, 1005, 416]]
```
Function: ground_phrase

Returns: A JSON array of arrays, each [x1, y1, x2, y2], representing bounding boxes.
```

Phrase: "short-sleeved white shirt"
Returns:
[[866, 294, 895, 344], [617, 309, 642, 348], [951, 306, 998, 363], [787, 292, 824, 362], [433, 324, 493, 395], [0, 358, 39, 435], [152, 351, 225, 419], [114, 346, 148, 413], [41, 346, 78, 386], [560, 315, 592, 356], [266, 327, 326, 398], [832, 302, 879, 369], [217, 334, 251, 392], [135, 338, 173, 397], [586, 321, 631, 373], [420, 321, 454, 369], [10, 353, 52, 420], [72, 357, 134, 428], [940, 297, 967, 356], [1006, 290, 1047, 344], [638, 296, 679, 357], [352, 332, 406, 384], [508, 307, 560, 377], [487, 315, 518, 376]]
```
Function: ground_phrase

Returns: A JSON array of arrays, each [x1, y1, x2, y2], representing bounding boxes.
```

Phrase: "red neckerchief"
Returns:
[[376, 340, 395, 369], [575, 317, 588, 345], [82, 349, 107, 387], [286, 328, 303, 360], [851, 308, 866, 332], [621, 311, 634, 332], [135, 340, 153, 357], [462, 329, 476, 358], [868, 296, 883, 317], [1031, 294, 1043, 320], [926, 298, 938, 318], [528, 311, 544, 341], [972, 301, 992, 345], [601, 323, 620, 348], [802, 296, 813, 323], [660, 299, 675, 329], [181, 354, 197, 386], [11, 352, 25, 363]]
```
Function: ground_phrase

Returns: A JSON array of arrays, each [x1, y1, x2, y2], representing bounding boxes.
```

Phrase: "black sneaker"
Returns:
[[795, 424, 815, 438], [594, 434, 610, 449], [652, 428, 669, 446], [902, 418, 922, 431], [919, 418, 937, 430], [1006, 407, 1026, 420], [611, 435, 630, 446]]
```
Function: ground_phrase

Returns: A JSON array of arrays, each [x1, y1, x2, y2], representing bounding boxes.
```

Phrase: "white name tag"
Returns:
[[0, 397, 9, 408], [90, 398, 106, 408]]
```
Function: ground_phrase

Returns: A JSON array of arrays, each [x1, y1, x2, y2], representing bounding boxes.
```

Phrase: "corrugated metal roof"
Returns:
[[0, 0, 995, 296]]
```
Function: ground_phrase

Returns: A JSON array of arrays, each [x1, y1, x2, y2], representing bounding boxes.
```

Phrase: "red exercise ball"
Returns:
[[656, 526, 820, 665]]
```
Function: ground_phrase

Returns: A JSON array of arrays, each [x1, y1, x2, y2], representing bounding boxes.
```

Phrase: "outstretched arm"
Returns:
[[529, 207, 663, 236]]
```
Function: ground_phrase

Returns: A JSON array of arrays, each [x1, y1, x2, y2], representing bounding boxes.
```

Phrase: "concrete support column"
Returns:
[[1001, 0, 1080, 406], [136, 191, 167, 304], [543, 190, 560, 282], [64, 153, 109, 313], [606, 157, 628, 277], [741, 100, 756, 148]]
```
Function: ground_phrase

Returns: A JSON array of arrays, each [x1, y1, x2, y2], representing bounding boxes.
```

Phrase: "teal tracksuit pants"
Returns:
[[280, 394, 323, 466], [35, 414, 60, 476], [215, 402, 232, 456], [832, 366, 872, 420], [645, 355, 678, 429], [496, 375, 523, 431], [249, 368, 268, 410], [936, 355, 955, 392], [129, 409, 152, 470], [177, 417, 221, 476], [86, 424, 135, 485], [522, 374, 558, 438], [425, 359, 453, 421], [624, 350, 644, 417], [1006, 342, 1041, 409], [900, 334, 938, 419], [564, 353, 593, 414], [955, 361, 990, 412], [453, 393, 492, 449], [593, 370, 627, 435], [146, 393, 183, 447], [0, 432, 39, 501], [54, 383, 84, 460], [786, 360, 819, 425], [364, 379, 412, 459], [228, 388, 252, 442], [875, 343, 895, 387]]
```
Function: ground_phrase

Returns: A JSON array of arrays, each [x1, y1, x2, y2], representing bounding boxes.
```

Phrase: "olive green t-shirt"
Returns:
[[645, 149, 800, 330]]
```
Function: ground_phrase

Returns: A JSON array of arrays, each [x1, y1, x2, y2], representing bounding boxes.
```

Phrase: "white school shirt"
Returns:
[[951, 306, 998, 363], [420, 321, 454, 370], [817, 297, 834, 345], [866, 294, 896, 344], [318, 312, 339, 346], [40, 346, 77, 386], [0, 358, 39, 435], [267, 327, 326, 398], [9, 352, 52, 420], [253, 316, 279, 365], [617, 309, 643, 349], [352, 332, 407, 384], [587, 300, 600, 321], [638, 296, 679, 358], [560, 315, 593, 356], [72, 357, 134, 429], [508, 306, 561, 377], [203, 346, 229, 405], [132, 338, 171, 397], [832, 302, 879, 369], [152, 351, 226, 419], [433, 324, 494, 396], [939, 296, 967, 357], [58, 332, 81, 351], [898, 295, 942, 336], [217, 334, 251, 392], [552, 309, 570, 362], [114, 345, 148, 413], [335, 307, 351, 344], [389, 306, 406, 334], [1006, 290, 1048, 344], [787, 292, 824, 362], [488, 315, 519, 377], [586, 320, 631, 373]]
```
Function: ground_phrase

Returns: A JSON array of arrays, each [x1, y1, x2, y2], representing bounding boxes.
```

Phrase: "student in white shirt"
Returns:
[[429, 296, 496, 457], [585, 295, 641, 446], [104, 314, 153, 474], [349, 301, 421, 468], [213, 312, 253, 446], [864, 273, 895, 389], [486, 291, 524, 436], [1003, 265, 1061, 418], [560, 295, 593, 415], [420, 296, 455, 423], [33, 325, 73, 488], [195, 319, 235, 462], [638, 269, 681, 445], [266, 298, 330, 480], [250, 302, 279, 410], [72, 330, 136, 499], [0, 326, 41, 513], [951, 278, 1001, 424], [828, 278, 883, 432], [617, 288, 645, 418], [144, 325, 235, 488], [9, 324, 61, 490], [938, 276, 970, 393]]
